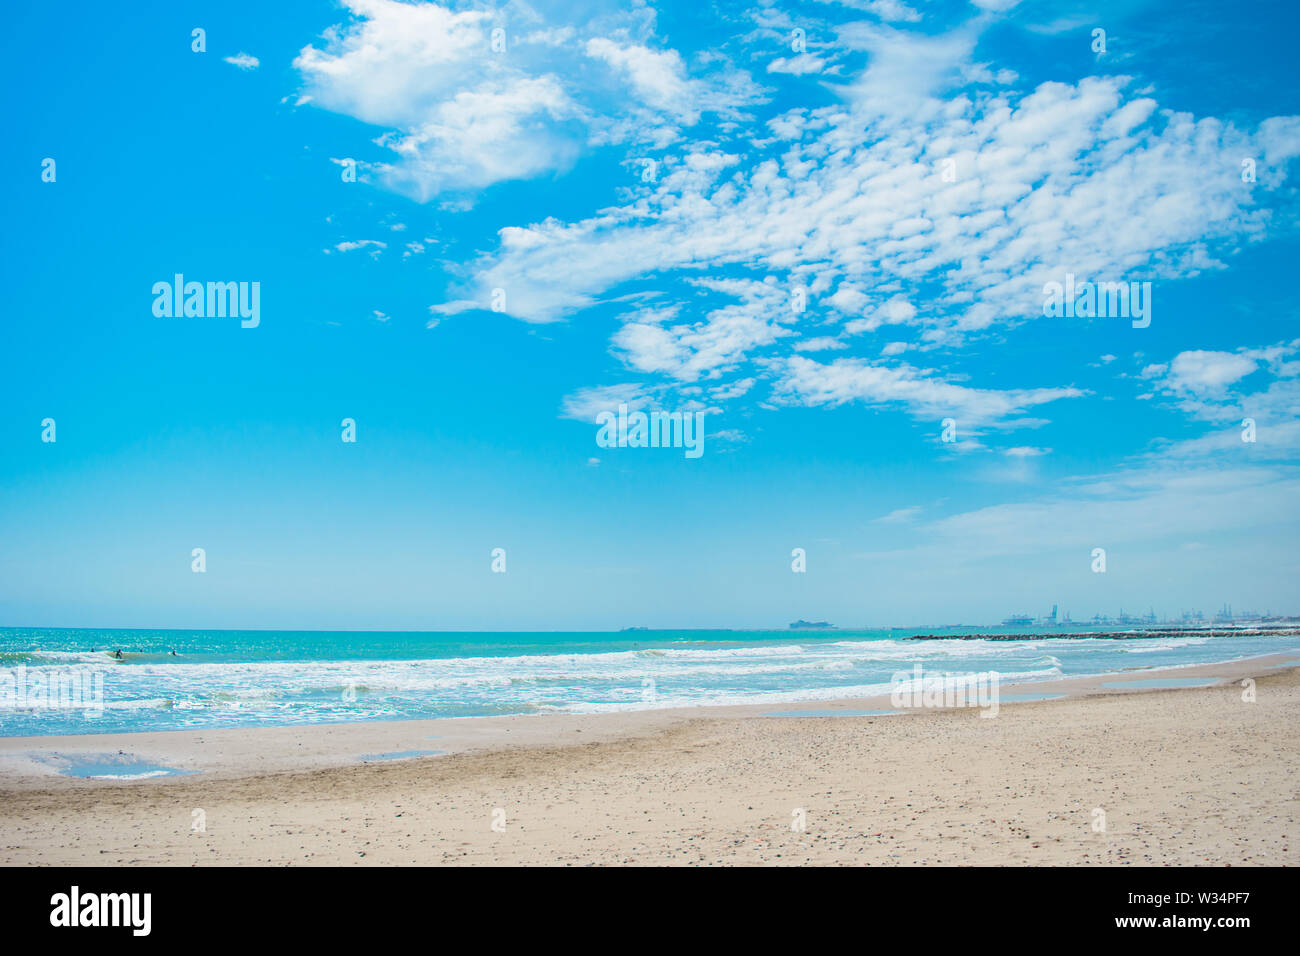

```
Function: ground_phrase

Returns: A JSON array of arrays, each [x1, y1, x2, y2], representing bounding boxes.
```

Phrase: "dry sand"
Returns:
[[1, 658, 1296, 866]]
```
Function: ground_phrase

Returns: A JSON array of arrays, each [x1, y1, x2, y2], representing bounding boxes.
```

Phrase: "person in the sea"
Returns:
[[113, 648, 123, 660]]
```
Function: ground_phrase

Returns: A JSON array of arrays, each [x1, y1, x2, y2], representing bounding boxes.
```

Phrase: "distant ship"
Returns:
[[1001, 614, 1034, 626], [789, 620, 834, 629]]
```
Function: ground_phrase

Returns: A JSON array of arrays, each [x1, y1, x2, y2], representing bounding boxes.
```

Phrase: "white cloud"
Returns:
[[875, 505, 923, 524], [1165, 350, 1258, 393], [925, 464, 1298, 557], [826, 285, 869, 315], [224, 53, 260, 71], [585, 39, 698, 122], [792, 336, 847, 352], [711, 428, 750, 445], [294, 0, 761, 201], [1137, 340, 1300, 459], [415, 12, 1300, 456], [768, 54, 827, 76], [815, 0, 922, 20], [844, 296, 918, 334], [709, 377, 757, 401], [429, 299, 478, 317], [446, 63, 1299, 342], [610, 280, 794, 381], [305, 8, 1300, 465], [560, 383, 653, 422], [769, 355, 1084, 426], [333, 239, 387, 257]]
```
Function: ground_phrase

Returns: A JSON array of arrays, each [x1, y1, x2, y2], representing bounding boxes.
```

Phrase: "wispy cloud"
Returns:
[[223, 52, 260, 71], [331, 239, 387, 258]]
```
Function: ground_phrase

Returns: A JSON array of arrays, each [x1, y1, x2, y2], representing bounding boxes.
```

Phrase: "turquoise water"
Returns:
[[1, 626, 1296, 737]]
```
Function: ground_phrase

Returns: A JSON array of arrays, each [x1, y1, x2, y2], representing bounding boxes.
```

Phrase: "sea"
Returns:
[[2, 625, 1298, 737]]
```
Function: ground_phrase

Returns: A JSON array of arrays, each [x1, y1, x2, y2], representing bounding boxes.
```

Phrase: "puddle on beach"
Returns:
[[996, 692, 1068, 702], [1099, 677, 1221, 690], [358, 749, 444, 762], [35, 752, 198, 780]]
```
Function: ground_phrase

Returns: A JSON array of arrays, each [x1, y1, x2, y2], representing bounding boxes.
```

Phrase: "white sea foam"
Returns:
[[5, 630, 1287, 733]]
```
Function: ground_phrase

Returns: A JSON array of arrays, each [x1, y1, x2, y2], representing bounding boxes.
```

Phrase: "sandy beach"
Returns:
[[2, 656, 1297, 866]]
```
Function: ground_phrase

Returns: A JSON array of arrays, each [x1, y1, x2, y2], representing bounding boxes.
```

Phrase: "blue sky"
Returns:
[[2, 0, 1298, 629]]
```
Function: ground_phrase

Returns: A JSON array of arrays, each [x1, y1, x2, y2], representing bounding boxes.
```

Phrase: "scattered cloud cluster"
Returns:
[[421, 14, 1299, 438], [294, 0, 763, 201], [298, 1, 1300, 483], [1140, 340, 1300, 459]]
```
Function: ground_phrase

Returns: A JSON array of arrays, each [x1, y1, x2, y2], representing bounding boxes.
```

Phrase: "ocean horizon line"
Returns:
[[4, 619, 1298, 635]]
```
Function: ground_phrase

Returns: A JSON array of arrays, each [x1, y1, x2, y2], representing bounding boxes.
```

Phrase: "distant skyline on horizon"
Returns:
[[3, 1, 1299, 631], [2, 601, 1295, 634]]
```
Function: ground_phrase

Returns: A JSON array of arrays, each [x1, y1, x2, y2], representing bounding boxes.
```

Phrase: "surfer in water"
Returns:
[[113, 648, 123, 660]]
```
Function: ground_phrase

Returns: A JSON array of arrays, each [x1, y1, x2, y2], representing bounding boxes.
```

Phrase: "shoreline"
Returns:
[[0, 651, 1293, 788]]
